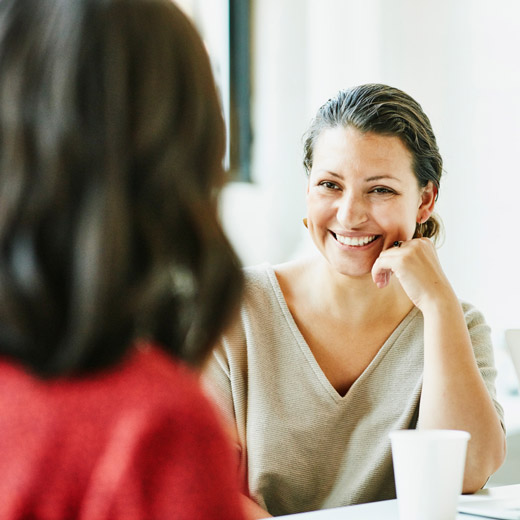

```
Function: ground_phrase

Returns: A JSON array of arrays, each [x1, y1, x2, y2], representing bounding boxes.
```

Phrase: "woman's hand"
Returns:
[[371, 237, 454, 310]]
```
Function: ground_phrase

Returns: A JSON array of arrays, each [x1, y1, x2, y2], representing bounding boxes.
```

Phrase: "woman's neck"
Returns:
[[277, 256, 414, 325]]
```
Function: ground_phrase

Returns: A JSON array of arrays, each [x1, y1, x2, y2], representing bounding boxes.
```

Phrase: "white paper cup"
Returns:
[[389, 429, 470, 520]]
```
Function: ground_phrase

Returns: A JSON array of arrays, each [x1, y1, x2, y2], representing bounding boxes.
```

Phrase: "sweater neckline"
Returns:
[[262, 263, 421, 404]]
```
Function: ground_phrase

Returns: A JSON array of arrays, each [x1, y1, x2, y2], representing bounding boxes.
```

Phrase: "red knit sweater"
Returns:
[[0, 344, 245, 520]]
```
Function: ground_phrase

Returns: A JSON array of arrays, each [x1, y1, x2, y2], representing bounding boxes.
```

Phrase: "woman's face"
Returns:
[[306, 125, 435, 278]]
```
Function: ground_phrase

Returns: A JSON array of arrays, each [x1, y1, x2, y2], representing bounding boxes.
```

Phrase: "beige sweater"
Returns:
[[203, 264, 504, 517]]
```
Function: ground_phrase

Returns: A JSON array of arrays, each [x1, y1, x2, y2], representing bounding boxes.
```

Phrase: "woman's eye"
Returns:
[[319, 181, 339, 190], [371, 187, 395, 194]]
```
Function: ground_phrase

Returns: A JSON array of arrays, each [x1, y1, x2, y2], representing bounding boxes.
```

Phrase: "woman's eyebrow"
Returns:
[[314, 169, 344, 179], [365, 175, 401, 183]]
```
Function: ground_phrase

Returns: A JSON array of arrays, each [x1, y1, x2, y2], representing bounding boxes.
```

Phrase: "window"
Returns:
[[175, 0, 252, 181]]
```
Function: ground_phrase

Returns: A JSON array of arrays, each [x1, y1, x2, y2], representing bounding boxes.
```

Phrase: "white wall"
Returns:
[[221, 0, 520, 382]]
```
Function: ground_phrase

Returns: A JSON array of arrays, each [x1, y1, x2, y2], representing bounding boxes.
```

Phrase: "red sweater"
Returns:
[[0, 344, 245, 520]]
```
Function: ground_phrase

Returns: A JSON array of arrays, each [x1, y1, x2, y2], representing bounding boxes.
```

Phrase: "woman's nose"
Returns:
[[336, 192, 368, 228]]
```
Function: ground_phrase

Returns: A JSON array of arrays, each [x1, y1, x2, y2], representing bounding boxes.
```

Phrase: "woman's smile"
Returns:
[[332, 232, 380, 247]]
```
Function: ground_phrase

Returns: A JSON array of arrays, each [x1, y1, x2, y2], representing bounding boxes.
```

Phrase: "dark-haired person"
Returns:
[[0, 0, 246, 518], [204, 84, 506, 518]]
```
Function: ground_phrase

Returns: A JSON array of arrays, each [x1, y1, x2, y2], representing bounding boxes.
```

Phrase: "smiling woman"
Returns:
[[203, 84, 506, 519]]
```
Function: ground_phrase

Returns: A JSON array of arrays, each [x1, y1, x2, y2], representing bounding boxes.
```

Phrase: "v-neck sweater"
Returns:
[[203, 263, 504, 516]]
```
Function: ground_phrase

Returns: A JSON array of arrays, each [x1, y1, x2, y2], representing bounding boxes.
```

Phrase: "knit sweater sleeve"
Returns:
[[462, 301, 505, 431]]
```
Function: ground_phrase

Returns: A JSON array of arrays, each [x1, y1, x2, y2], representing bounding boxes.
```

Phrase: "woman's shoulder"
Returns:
[[51, 345, 213, 421], [242, 262, 273, 285], [244, 256, 315, 279], [241, 257, 315, 307], [234, 263, 282, 318], [122, 346, 207, 400], [272, 256, 314, 278], [91, 348, 231, 451]]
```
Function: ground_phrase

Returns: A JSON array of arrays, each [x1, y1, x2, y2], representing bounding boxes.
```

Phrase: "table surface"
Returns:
[[275, 483, 520, 519]]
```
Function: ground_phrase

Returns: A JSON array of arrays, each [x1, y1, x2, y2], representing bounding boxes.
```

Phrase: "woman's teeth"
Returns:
[[335, 234, 377, 246]]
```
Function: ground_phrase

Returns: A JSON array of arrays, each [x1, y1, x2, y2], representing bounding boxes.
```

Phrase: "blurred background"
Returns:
[[178, 0, 520, 483]]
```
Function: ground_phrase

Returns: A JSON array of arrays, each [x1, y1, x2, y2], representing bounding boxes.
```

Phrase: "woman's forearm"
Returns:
[[418, 293, 506, 492]]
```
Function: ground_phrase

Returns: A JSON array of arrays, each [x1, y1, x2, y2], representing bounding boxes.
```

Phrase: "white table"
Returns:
[[275, 484, 520, 519]]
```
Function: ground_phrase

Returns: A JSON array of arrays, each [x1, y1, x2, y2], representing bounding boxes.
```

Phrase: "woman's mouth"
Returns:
[[332, 232, 379, 247]]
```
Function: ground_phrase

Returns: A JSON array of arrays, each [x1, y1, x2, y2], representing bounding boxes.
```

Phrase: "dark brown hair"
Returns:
[[0, 0, 243, 377], [303, 84, 443, 240]]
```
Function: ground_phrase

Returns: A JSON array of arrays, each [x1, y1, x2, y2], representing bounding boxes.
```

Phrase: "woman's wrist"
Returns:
[[415, 283, 458, 315]]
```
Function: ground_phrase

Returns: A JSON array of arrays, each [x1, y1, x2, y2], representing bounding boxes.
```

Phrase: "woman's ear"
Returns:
[[418, 181, 437, 222]]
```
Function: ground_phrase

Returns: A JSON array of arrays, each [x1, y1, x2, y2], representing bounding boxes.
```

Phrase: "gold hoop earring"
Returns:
[[303, 218, 308, 229]]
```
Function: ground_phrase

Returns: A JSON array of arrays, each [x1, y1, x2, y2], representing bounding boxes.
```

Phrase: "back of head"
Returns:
[[303, 84, 443, 241], [0, 0, 243, 377]]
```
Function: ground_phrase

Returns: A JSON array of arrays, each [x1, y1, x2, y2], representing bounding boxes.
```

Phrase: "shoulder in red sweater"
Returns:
[[0, 344, 245, 520]]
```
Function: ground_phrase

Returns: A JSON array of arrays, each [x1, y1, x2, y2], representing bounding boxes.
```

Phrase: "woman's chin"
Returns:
[[327, 261, 375, 279]]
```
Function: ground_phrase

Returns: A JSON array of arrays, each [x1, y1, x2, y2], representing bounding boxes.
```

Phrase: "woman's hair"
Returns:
[[303, 84, 443, 240], [0, 0, 243, 377]]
